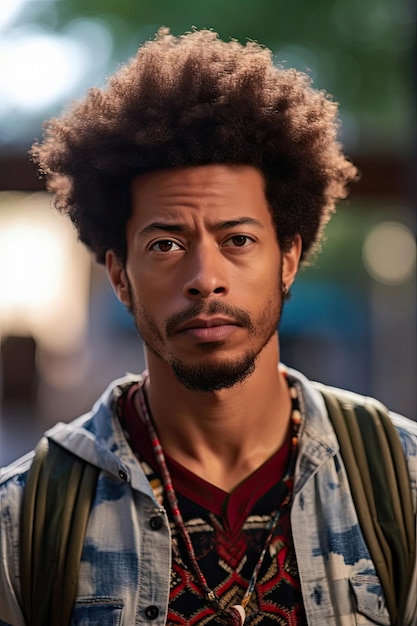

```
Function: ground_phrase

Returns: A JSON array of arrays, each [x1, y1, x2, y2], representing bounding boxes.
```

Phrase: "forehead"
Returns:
[[129, 164, 271, 224]]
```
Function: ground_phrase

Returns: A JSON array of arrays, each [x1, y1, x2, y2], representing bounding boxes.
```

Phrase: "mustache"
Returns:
[[165, 300, 254, 337]]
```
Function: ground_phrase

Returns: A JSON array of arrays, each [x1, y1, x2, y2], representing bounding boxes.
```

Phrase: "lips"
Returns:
[[174, 317, 240, 342], [174, 317, 238, 332]]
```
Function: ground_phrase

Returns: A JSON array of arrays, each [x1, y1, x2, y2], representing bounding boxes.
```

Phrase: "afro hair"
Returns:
[[31, 28, 358, 264]]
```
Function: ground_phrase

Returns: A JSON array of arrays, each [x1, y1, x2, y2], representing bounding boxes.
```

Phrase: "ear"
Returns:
[[282, 235, 302, 291], [105, 250, 132, 307]]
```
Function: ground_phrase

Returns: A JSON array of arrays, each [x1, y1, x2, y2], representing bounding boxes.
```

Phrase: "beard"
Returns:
[[170, 344, 257, 392], [171, 356, 257, 392], [127, 276, 283, 393]]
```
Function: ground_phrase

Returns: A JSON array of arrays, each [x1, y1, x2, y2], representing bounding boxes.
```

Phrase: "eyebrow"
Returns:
[[139, 217, 265, 236]]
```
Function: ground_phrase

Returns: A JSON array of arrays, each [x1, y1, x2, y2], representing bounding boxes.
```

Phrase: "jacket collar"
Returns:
[[285, 367, 339, 493], [46, 373, 156, 499], [46, 367, 340, 498]]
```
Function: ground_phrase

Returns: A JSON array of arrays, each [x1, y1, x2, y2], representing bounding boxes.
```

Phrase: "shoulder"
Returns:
[[0, 374, 134, 484], [285, 363, 417, 438], [285, 364, 417, 498], [0, 372, 143, 514], [284, 364, 417, 461]]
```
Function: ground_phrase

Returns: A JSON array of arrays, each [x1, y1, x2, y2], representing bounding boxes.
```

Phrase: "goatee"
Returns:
[[170, 352, 257, 392]]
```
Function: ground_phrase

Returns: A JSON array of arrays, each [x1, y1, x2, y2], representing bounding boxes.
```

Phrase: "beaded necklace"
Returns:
[[137, 376, 301, 626]]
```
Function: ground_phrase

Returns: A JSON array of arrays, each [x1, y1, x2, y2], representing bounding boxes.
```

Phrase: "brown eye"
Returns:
[[223, 235, 253, 247], [150, 240, 181, 252], [232, 236, 248, 246]]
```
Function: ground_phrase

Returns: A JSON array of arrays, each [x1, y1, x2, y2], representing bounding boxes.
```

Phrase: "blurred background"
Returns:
[[0, 0, 416, 465]]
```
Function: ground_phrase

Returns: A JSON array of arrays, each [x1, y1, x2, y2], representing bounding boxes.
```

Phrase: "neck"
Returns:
[[138, 334, 291, 491]]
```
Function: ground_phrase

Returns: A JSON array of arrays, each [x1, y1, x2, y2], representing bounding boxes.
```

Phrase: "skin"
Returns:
[[106, 164, 301, 491]]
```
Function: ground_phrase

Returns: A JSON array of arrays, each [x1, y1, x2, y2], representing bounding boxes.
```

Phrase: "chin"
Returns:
[[170, 353, 257, 393]]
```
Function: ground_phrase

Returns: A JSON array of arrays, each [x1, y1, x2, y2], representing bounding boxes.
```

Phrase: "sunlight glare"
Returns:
[[0, 31, 87, 110]]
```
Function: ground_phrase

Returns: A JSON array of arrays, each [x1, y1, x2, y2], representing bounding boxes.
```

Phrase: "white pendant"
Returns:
[[232, 604, 246, 624]]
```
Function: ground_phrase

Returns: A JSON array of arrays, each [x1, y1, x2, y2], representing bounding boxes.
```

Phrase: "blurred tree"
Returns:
[[2, 0, 415, 153], [53, 0, 415, 151]]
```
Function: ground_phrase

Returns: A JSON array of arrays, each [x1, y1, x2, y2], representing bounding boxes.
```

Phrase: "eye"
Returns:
[[222, 235, 253, 248], [150, 239, 182, 253]]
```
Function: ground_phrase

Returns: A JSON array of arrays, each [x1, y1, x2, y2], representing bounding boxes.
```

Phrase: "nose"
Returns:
[[183, 243, 229, 298]]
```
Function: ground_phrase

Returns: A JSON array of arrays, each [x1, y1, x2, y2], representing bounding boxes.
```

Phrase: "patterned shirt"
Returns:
[[118, 380, 306, 624]]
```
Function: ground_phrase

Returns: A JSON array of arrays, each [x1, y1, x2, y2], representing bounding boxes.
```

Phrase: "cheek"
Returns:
[[133, 298, 166, 344], [133, 275, 164, 308], [133, 283, 173, 332], [239, 261, 281, 294]]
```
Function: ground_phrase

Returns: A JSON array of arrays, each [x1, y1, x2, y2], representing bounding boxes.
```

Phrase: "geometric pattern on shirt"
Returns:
[[116, 378, 308, 625], [141, 461, 308, 625]]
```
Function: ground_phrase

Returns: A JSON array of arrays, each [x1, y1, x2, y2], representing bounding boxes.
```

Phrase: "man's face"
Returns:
[[107, 164, 300, 392]]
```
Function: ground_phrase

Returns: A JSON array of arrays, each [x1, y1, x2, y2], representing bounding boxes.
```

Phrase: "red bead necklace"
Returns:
[[137, 375, 301, 625]]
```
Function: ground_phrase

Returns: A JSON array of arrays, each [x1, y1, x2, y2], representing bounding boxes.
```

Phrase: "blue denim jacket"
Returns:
[[1, 367, 416, 625]]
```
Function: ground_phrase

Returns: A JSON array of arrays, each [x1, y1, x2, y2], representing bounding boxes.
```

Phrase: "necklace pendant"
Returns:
[[231, 604, 246, 624]]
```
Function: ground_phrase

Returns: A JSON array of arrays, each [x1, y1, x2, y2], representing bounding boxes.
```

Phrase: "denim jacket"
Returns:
[[1, 367, 416, 625]]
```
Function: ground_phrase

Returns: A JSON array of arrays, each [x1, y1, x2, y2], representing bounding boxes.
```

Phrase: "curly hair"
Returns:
[[31, 28, 358, 264]]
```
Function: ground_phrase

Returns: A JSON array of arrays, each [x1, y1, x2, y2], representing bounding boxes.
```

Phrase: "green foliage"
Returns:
[[8, 0, 416, 152], [54, 0, 414, 152]]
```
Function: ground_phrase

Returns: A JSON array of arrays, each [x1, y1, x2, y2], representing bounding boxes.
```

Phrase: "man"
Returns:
[[0, 28, 416, 626]]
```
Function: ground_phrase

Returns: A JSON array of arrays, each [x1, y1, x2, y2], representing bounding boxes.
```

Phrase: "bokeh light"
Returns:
[[0, 25, 109, 111], [362, 221, 416, 285], [0, 192, 91, 352]]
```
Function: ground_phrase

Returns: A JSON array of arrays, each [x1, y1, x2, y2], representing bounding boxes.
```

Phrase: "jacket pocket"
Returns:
[[71, 597, 124, 626], [350, 574, 390, 625]]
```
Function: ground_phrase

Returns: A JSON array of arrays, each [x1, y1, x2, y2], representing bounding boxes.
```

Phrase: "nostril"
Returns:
[[188, 288, 200, 295], [213, 287, 225, 294]]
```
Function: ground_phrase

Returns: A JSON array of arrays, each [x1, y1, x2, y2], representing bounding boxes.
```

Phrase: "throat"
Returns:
[[163, 434, 294, 510], [167, 438, 292, 493], [120, 371, 301, 493]]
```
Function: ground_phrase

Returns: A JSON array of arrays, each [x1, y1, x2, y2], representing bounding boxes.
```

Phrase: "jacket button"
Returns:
[[118, 468, 128, 481], [149, 515, 163, 530], [145, 605, 159, 620]]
